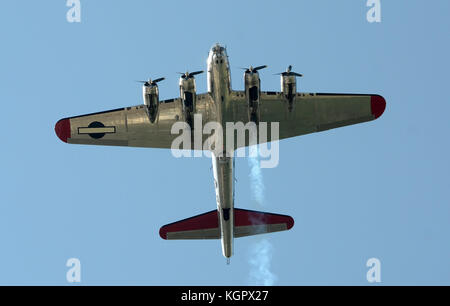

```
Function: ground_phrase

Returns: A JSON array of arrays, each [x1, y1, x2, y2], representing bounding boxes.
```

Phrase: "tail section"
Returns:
[[159, 208, 294, 240]]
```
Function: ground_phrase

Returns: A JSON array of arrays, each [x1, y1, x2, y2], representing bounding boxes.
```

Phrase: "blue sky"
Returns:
[[0, 0, 449, 285]]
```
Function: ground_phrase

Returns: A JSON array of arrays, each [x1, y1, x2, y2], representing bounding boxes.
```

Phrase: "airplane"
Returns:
[[55, 43, 386, 260]]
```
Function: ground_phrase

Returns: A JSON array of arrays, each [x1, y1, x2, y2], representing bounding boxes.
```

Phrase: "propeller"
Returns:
[[241, 65, 267, 74], [136, 77, 165, 87], [179, 70, 204, 79], [275, 65, 303, 77]]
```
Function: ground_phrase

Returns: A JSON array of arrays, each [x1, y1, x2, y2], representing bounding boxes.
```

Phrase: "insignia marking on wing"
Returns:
[[78, 121, 116, 139]]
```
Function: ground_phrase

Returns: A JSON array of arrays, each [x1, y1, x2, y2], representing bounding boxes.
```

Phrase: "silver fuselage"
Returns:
[[207, 45, 235, 258]]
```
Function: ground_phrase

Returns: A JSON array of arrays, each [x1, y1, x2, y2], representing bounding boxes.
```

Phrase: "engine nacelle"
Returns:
[[179, 76, 197, 128], [143, 84, 160, 123], [277, 65, 302, 112], [281, 74, 297, 101], [244, 71, 261, 124]]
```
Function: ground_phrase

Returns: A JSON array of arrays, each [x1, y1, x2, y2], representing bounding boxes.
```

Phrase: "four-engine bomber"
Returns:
[[55, 44, 386, 261]]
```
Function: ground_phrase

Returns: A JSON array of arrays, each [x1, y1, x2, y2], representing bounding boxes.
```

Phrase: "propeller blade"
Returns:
[[253, 65, 267, 71], [274, 66, 303, 77], [189, 70, 204, 77], [285, 65, 302, 77], [241, 65, 266, 73], [136, 76, 164, 86], [178, 70, 203, 79], [152, 77, 165, 83]]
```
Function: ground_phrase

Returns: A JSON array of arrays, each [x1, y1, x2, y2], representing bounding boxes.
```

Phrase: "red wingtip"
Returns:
[[286, 217, 294, 230], [55, 119, 71, 143], [159, 226, 168, 240], [371, 95, 386, 119]]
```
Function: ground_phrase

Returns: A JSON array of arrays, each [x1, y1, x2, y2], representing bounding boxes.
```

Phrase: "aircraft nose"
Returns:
[[55, 118, 71, 143], [371, 95, 386, 119]]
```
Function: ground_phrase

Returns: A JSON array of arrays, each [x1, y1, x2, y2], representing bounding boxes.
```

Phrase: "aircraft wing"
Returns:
[[55, 94, 214, 149], [56, 92, 385, 149], [229, 91, 386, 146]]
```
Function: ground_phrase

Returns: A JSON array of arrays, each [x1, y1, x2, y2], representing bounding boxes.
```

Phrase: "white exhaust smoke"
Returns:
[[247, 145, 277, 286]]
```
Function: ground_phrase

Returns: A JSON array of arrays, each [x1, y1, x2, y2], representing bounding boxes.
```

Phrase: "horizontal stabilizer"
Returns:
[[159, 210, 220, 240], [234, 208, 294, 238], [159, 208, 294, 240]]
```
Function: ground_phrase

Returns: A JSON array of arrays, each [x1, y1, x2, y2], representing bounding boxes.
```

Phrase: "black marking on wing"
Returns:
[[87, 121, 106, 139]]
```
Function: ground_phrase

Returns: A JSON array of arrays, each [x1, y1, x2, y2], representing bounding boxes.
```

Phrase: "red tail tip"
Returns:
[[371, 95, 386, 119], [55, 119, 71, 143]]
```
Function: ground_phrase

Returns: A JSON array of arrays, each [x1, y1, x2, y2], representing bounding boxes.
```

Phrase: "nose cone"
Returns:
[[211, 43, 226, 55], [371, 95, 386, 119], [55, 118, 71, 143]]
